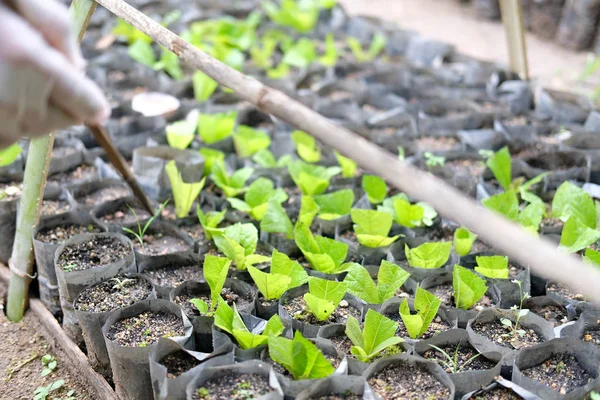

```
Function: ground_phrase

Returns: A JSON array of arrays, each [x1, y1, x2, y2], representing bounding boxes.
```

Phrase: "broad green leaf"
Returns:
[[348, 309, 402, 362], [197, 206, 226, 240], [214, 300, 247, 335], [393, 198, 425, 228], [454, 227, 478, 257], [288, 161, 340, 196], [227, 198, 252, 213], [304, 293, 336, 321], [247, 265, 292, 300], [343, 262, 379, 304], [519, 202, 544, 231], [552, 181, 596, 228], [314, 189, 354, 220], [166, 114, 197, 150], [224, 223, 258, 255], [128, 39, 156, 66], [308, 276, 347, 305], [233, 330, 268, 349], [356, 234, 400, 248], [234, 125, 271, 158], [377, 260, 411, 302], [333, 151, 356, 178], [189, 298, 209, 314], [453, 265, 488, 310], [482, 190, 519, 221], [263, 314, 285, 336], [352, 209, 393, 237], [165, 161, 206, 218], [475, 255, 509, 279], [297, 196, 319, 227], [198, 111, 237, 144], [584, 248, 600, 266], [193, 71, 219, 102], [0, 143, 21, 167], [268, 331, 334, 381], [559, 216, 600, 254], [485, 147, 511, 190], [212, 232, 247, 269], [345, 315, 364, 349], [211, 161, 254, 197], [292, 130, 320, 162], [199, 147, 225, 176], [295, 223, 323, 255], [282, 38, 317, 68], [270, 249, 308, 288], [362, 175, 387, 204], [399, 286, 441, 339], [261, 199, 294, 238], [399, 298, 423, 340], [405, 242, 452, 269], [252, 149, 278, 167], [305, 253, 337, 273], [203, 255, 231, 310], [230, 167, 255, 188], [315, 236, 348, 268]]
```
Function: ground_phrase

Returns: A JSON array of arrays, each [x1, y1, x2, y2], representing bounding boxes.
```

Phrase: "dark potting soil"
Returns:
[[370, 127, 398, 138], [528, 303, 568, 327], [583, 320, 600, 347], [547, 282, 585, 301], [41, 199, 71, 216], [446, 159, 486, 177], [74, 276, 152, 313], [143, 264, 203, 289], [35, 224, 102, 244], [368, 362, 451, 400], [429, 283, 492, 310], [132, 233, 190, 256], [283, 296, 361, 326], [107, 311, 185, 347], [160, 350, 201, 379], [540, 217, 563, 231], [414, 136, 458, 153], [179, 222, 207, 242], [48, 164, 98, 185], [472, 319, 542, 350], [77, 186, 131, 207], [521, 353, 594, 395], [100, 204, 150, 225], [0, 182, 22, 202], [466, 387, 524, 399], [56, 236, 130, 272], [421, 343, 496, 373], [174, 287, 251, 317], [426, 227, 492, 254], [192, 372, 273, 400], [392, 314, 450, 340], [313, 393, 362, 400], [330, 335, 403, 361]]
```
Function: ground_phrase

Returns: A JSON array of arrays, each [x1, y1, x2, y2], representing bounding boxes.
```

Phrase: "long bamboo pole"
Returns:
[[5, 0, 98, 322], [94, 0, 600, 304], [500, 0, 529, 79]]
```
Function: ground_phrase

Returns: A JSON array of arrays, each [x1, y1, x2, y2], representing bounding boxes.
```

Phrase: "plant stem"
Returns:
[[5, 0, 97, 322]]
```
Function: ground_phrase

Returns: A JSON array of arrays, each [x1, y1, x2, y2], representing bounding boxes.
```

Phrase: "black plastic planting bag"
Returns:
[[48, 138, 85, 176], [138, 253, 204, 299], [413, 329, 502, 397], [535, 88, 592, 125], [185, 360, 284, 400], [54, 232, 136, 342], [149, 337, 234, 400], [461, 379, 543, 400], [362, 354, 456, 399], [557, 0, 600, 50], [296, 375, 377, 400], [102, 299, 193, 400], [69, 178, 132, 210], [512, 338, 600, 400], [129, 221, 195, 264], [74, 273, 156, 375], [34, 212, 105, 316], [388, 237, 457, 282]]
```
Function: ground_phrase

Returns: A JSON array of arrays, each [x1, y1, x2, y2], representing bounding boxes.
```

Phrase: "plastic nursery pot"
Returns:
[[48, 138, 85, 176], [175, 216, 212, 255], [149, 337, 234, 400], [295, 375, 377, 400], [278, 284, 365, 339], [125, 220, 195, 264], [486, 74, 534, 116], [185, 360, 283, 400], [39, 185, 77, 218], [461, 378, 543, 400], [491, 118, 538, 152], [335, 227, 392, 266], [535, 88, 593, 125], [387, 238, 456, 282], [466, 308, 556, 364], [413, 328, 503, 397], [362, 354, 456, 399], [132, 146, 205, 201], [523, 296, 577, 330], [512, 338, 600, 400], [91, 196, 153, 233], [138, 253, 204, 299], [68, 178, 133, 210], [417, 99, 488, 135], [316, 214, 352, 238], [102, 299, 193, 400], [520, 151, 591, 190], [34, 211, 106, 316], [73, 273, 156, 375], [54, 232, 136, 342], [545, 280, 588, 304], [259, 231, 300, 258]]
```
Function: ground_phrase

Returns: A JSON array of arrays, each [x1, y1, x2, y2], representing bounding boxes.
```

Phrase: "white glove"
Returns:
[[0, 0, 110, 148]]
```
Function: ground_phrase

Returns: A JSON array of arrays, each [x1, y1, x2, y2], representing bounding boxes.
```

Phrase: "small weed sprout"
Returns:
[[111, 277, 135, 290], [40, 354, 57, 377], [424, 152, 445, 168], [196, 387, 210, 399], [34, 379, 64, 400], [500, 279, 530, 337], [427, 344, 480, 374], [122, 199, 168, 246]]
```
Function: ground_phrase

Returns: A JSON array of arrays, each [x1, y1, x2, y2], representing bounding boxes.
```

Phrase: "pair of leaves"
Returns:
[[227, 177, 287, 221], [197, 206, 226, 241], [233, 125, 271, 158], [474, 256, 509, 279], [165, 161, 206, 218], [405, 242, 452, 269], [346, 309, 403, 362], [261, 195, 318, 239], [552, 181, 597, 229], [362, 175, 387, 204], [314, 189, 354, 221], [203, 255, 232, 311], [268, 331, 335, 380], [292, 130, 320, 162], [454, 227, 478, 257], [343, 260, 410, 304], [247, 250, 309, 300], [166, 110, 199, 149], [482, 189, 544, 232], [399, 286, 441, 339], [211, 223, 269, 270], [351, 209, 400, 248], [303, 277, 348, 321], [210, 161, 254, 197], [346, 33, 387, 62], [295, 223, 348, 273], [453, 265, 488, 310], [559, 216, 600, 254], [198, 111, 237, 144], [252, 149, 292, 168], [288, 161, 341, 196]]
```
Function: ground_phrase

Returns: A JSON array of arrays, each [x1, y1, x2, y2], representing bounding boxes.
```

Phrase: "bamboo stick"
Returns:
[[94, 0, 600, 304], [5, 0, 98, 322], [500, 0, 529, 79]]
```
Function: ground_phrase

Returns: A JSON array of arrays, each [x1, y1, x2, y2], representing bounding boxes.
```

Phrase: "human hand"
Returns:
[[0, 0, 110, 148]]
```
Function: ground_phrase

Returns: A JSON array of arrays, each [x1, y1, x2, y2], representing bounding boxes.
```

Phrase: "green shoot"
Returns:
[[122, 200, 168, 246]]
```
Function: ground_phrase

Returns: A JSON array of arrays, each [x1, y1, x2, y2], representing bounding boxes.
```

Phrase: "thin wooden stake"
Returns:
[[500, 0, 529, 79]]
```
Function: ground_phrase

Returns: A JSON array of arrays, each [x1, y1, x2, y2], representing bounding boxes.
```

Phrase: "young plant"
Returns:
[[343, 260, 410, 304], [475, 256, 509, 279], [282, 38, 318, 69], [334, 151, 357, 178], [189, 255, 231, 314], [233, 125, 271, 158], [454, 227, 478, 257], [250, 36, 278, 69], [399, 286, 441, 339], [405, 241, 452, 269], [424, 152, 446, 168], [210, 161, 254, 197], [198, 111, 238, 144], [295, 223, 348, 273], [427, 344, 481, 374], [34, 380, 65, 400], [252, 149, 292, 168], [313, 189, 354, 221], [303, 277, 348, 322], [319, 33, 339, 67], [380, 195, 437, 229], [288, 161, 341, 196], [211, 223, 270, 270], [500, 280, 530, 338], [248, 249, 309, 301], [122, 200, 167, 246], [483, 146, 511, 191], [351, 209, 400, 248], [193, 71, 219, 102], [260, 198, 294, 238], [583, 248, 600, 266], [40, 354, 57, 377], [453, 265, 488, 310], [263, 0, 321, 33], [559, 216, 600, 254], [346, 309, 404, 362], [165, 161, 206, 218], [362, 175, 387, 205], [215, 300, 285, 349], [553, 181, 597, 228], [111, 277, 135, 290], [199, 148, 225, 176], [291, 130, 320, 162], [346, 33, 387, 62], [197, 206, 226, 241], [268, 331, 335, 380], [227, 177, 287, 221], [166, 110, 199, 149]]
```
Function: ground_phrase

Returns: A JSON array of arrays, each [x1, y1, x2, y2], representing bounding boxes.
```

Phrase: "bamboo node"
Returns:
[[8, 258, 37, 280], [256, 87, 269, 111], [171, 37, 186, 57]]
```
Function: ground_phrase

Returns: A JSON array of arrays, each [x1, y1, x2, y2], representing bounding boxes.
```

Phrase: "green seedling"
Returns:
[[405, 241, 452, 270], [362, 175, 387, 204], [399, 286, 441, 339], [288, 161, 341, 196], [344, 260, 410, 304], [292, 130, 320, 162], [268, 331, 335, 380], [427, 344, 481, 374], [346, 309, 404, 362], [453, 265, 487, 310], [251, 149, 292, 168], [346, 33, 387, 62], [294, 223, 348, 273], [227, 177, 287, 221], [233, 126, 271, 158], [34, 380, 65, 400], [500, 280, 530, 338], [314, 189, 354, 221], [210, 223, 270, 270], [351, 209, 400, 248], [165, 161, 206, 219], [40, 354, 57, 377], [303, 277, 347, 322], [197, 206, 226, 241], [210, 161, 254, 198], [198, 111, 238, 144], [122, 200, 168, 247], [111, 278, 136, 290], [424, 152, 446, 168]]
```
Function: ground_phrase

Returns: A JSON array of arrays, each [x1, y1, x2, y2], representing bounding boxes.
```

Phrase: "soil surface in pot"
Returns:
[[0, 182, 22, 202], [56, 236, 130, 272], [521, 353, 593, 395], [99, 204, 150, 225], [313, 393, 362, 399], [547, 282, 585, 301], [330, 335, 403, 361], [74, 276, 152, 313], [393, 314, 451, 340], [540, 217, 563, 232], [283, 296, 361, 326], [143, 264, 203, 289], [583, 321, 600, 347], [527, 302, 569, 327], [446, 159, 486, 178], [179, 222, 206, 242], [465, 387, 524, 399], [36, 224, 102, 244], [414, 136, 458, 153], [427, 227, 492, 254], [174, 287, 252, 317], [472, 319, 542, 350], [367, 361, 451, 399], [192, 372, 273, 400], [77, 186, 131, 207], [160, 350, 201, 379], [107, 311, 185, 347], [429, 283, 492, 310], [41, 199, 71, 216], [132, 233, 190, 256], [48, 164, 98, 185], [421, 343, 496, 373]]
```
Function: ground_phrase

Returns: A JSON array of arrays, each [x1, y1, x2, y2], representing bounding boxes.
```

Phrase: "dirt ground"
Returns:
[[0, 281, 93, 400], [339, 0, 597, 96]]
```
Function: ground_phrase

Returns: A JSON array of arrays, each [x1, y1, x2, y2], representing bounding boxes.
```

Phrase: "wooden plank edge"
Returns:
[[0, 265, 118, 400]]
